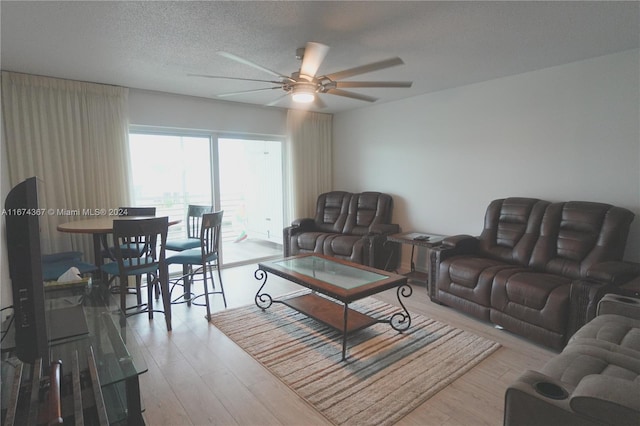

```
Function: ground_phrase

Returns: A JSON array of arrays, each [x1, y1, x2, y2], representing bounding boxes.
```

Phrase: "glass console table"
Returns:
[[1, 281, 147, 425]]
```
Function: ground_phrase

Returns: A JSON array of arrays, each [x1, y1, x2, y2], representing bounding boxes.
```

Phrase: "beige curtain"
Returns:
[[285, 109, 333, 220], [2, 71, 132, 262]]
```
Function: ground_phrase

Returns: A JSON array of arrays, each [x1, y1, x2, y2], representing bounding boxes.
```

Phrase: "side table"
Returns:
[[385, 232, 448, 290]]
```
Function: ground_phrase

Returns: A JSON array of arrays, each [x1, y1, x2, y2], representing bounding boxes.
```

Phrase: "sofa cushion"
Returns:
[[478, 198, 548, 265], [569, 314, 640, 358], [290, 232, 331, 253], [439, 255, 517, 308], [529, 202, 635, 279], [491, 270, 571, 334], [570, 374, 640, 426], [342, 192, 393, 236], [313, 191, 350, 233], [541, 344, 640, 387], [323, 234, 365, 264]]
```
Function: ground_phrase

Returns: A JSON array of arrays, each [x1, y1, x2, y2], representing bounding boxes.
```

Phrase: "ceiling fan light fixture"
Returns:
[[198, 43, 412, 108], [291, 84, 316, 103]]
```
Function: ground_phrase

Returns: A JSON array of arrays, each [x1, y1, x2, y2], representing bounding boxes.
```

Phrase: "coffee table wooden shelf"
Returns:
[[255, 254, 411, 361], [283, 293, 378, 333]]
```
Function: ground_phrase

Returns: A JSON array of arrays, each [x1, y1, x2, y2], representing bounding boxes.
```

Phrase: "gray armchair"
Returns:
[[504, 294, 640, 426]]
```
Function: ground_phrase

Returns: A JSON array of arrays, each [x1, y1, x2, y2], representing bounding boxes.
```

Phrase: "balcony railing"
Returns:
[[133, 193, 261, 243]]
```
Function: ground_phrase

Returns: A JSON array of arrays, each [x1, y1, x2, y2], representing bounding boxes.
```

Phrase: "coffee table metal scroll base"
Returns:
[[387, 284, 413, 331], [254, 268, 412, 361]]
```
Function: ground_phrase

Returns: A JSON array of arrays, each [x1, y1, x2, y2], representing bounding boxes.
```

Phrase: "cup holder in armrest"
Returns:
[[534, 381, 569, 400]]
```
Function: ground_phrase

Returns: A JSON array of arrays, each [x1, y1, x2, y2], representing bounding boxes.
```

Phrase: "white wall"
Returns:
[[333, 49, 640, 268], [128, 89, 287, 136]]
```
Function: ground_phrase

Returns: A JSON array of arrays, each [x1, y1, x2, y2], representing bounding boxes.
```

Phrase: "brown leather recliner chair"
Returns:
[[283, 191, 399, 269], [433, 197, 636, 349]]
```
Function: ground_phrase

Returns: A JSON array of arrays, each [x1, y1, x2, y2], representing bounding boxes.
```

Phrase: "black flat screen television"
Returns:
[[4, 176, 48, 363]]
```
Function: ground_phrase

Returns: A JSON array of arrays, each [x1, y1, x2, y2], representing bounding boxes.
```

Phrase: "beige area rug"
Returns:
[[209, 293, 500, 426]]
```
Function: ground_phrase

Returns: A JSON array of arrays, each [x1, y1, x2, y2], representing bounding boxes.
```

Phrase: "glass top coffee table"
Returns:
[[255, 254, 411, 361]]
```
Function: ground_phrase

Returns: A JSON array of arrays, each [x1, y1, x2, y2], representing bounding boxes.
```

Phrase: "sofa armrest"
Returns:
[[362, 227, 401, 270], [504, 370, 585, 426], [429, 235, 480, 303], [596, 293, 640, 320], [586, 261, 640, 285], [368, 223, 400, 236], [570, 375, 640, 425], [290, 217, 315, 230], [568, 279, 607, 338], [568, 266, 640, 336], [285, 218, 317, 236], [283, 218, 317, 257], [433, 234, 480, 263], [442, 234, 479, 251]]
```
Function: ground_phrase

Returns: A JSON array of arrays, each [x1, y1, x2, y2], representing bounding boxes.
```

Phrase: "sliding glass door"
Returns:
[[129, 130, 283, 267], [218, 137, 283, 264]]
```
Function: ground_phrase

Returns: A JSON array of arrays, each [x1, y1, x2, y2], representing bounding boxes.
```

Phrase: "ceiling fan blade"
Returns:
[[188, 74, 282, 84], [265, 93, 290, 107], [334, 81, 413, 88], [217, 51, 293, 81], [326, 88, 378, 103], [216, 87, 282, 98], [300, 42, 329, 79], [322, 57, 405, 82]]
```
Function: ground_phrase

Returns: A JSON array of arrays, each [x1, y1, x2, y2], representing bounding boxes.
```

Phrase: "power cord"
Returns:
[[1, 306, 15, 343]]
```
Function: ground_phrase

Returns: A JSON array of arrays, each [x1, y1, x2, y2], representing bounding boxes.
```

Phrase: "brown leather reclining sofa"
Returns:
[[283, 191, 399, 269], [433, 197, 637, 349]]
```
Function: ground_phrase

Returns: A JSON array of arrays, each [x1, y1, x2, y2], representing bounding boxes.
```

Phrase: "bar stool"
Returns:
[[165, 204, 214, 252], [167, 211, 225, 320], [101, 217, 172, 331]]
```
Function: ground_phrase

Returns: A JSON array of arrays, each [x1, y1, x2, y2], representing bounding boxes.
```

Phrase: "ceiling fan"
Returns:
[[189, 42, 413, 108]]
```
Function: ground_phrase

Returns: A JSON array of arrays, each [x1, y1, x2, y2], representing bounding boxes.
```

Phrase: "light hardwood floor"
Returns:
[[124, 264, 557, 425]]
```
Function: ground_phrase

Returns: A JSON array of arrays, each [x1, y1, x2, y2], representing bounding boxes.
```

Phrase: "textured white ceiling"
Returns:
[[1, 1, 638, 113]]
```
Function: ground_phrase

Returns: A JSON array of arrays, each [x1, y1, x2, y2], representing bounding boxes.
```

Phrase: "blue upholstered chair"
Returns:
[[42, 251, 97, 281], [101, 206, 156, 261], [101, 207, 156, 304], [167, 211, 225, 320], [165, 204, 214, 252], [101, 217, 171, 331]]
